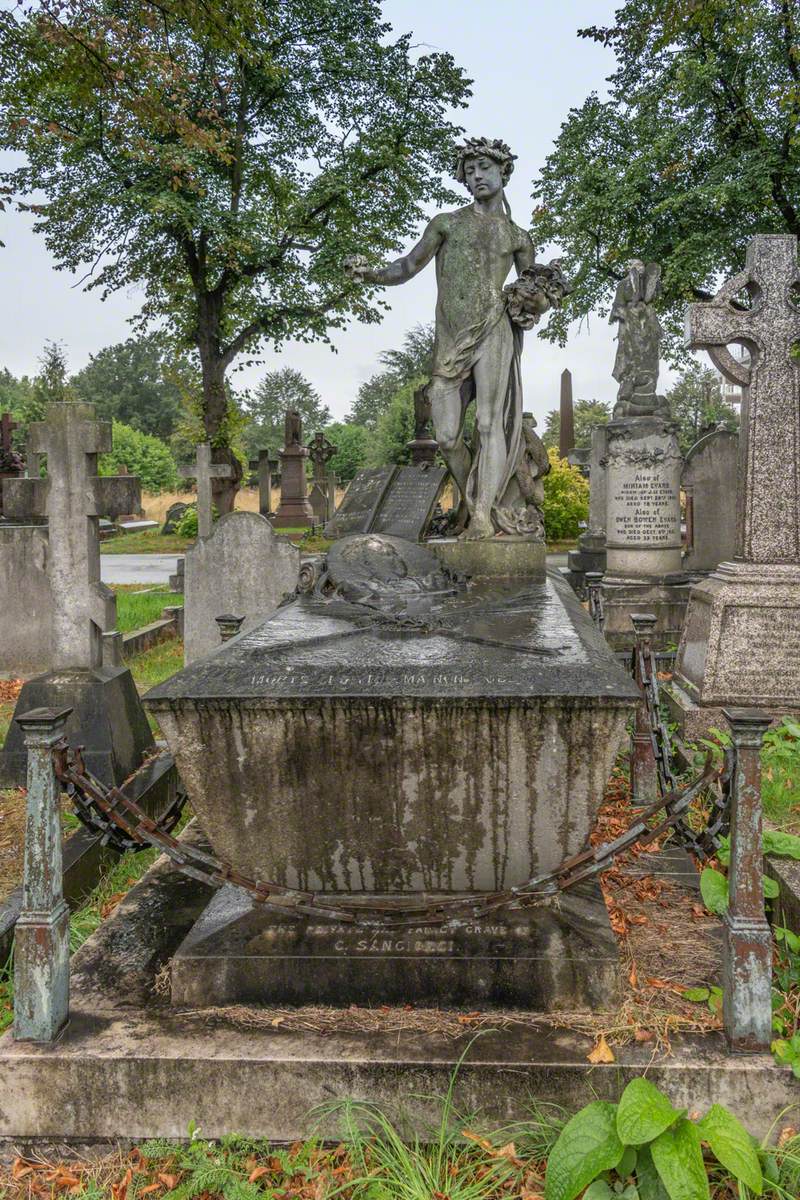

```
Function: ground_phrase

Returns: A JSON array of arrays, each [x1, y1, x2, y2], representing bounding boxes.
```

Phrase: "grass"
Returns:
[[128, 638, 184, 694], [113, 588, 184, 633], [101, 529, 191, 554]]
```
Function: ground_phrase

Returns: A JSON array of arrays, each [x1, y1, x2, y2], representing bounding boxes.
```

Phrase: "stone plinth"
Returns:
[[0, 523, 52, 675], [601, 577, 691, 653], [682, 430, 738, 576], [429, 536, 545, 579], [171, 881, 620, 1010], [567, 425, 608, 594], [272, 445, 313, 529]]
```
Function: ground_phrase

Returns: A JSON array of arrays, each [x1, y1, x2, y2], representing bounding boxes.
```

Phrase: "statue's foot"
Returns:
[[460, 516, 495, 541]]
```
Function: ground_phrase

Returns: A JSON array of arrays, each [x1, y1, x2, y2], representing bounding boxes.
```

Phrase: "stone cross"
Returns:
[[14, 404, 140, 669], [559, 369, 575, 458], [179, 443, 233, 539], [1, 410, 17, 454], [687, 234, 800, 563], [306, 431, 336, 485]]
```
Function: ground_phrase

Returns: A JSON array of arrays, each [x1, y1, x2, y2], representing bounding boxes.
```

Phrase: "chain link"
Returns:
[[53, 728, 723, 931]]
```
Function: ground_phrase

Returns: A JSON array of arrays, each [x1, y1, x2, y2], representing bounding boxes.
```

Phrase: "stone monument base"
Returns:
[[664, 560, 800, 739], [0, 666, 155, 788], [170, 881, 620, 1011], [599, 575, 691, 652], [566, 532, 607, 596], [428, 536, 546, 579]]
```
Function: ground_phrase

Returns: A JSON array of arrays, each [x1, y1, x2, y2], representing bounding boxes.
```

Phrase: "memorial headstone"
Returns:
[[255, 449, 275, 517], [324, 463, 447, 543], [272, 411, 314, 529], [183, 511, 300, 664], [0, 411, 23, 516], [599, 261, 689, 649], [559, 368, 575, 459], [306, 431, 337, 524], [0, 403, 154, 786], [161, 500, 191, 535], [681, 428, 739, 576], [667, 234, 800, 736], [566, 423, 608, 594]]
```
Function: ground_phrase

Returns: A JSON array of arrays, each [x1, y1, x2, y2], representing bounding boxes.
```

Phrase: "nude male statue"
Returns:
[[346, 137, 565, 539]]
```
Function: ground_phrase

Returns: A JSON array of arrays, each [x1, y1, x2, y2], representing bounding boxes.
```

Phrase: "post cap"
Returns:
[[15, 706, 73, 731], [585, 571, 603, 583], [722, 708, 773, 734], [215, 614, 246, 642], [631, 612, 658, 629]]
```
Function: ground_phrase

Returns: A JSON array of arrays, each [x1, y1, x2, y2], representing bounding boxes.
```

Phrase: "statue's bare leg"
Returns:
[[464, 319, 514, 539], [429, 375, 471, 515]]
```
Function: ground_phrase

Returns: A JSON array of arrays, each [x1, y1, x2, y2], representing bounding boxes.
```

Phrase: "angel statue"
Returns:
[[610, 260, 670, 419], [344, 136, 569, 540]]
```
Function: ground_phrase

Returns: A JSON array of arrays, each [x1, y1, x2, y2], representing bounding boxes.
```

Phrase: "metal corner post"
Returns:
[[721, 707, 773, 1053], [13, 705, 73, 1042]]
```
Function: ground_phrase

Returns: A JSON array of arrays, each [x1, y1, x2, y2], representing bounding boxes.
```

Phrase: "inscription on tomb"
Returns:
[[372, 465, 447, 541], [258, 918, 531, 956], [715, 606, 800, 701], [323, 467, 395, 538], [608, 469, 680, 546]]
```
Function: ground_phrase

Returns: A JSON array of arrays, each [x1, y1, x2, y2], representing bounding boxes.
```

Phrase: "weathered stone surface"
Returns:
[[682, 430, 739, 575], [147, 563, 637, 892], [326, 465, 448, 542], [672, 236, 800, 732], [605, 416, 683, 578], [183, 511, 299, 664], [171, 880, 620, 1010], [0, 524, 52, 675], [273, 412, 313, 528], [430, 535, 546, 579], [324, 466, 396, 537], [567, 424, 608, 591], [601, 577, 691, 653], [609, 261, 669, 419], [0, 836, 795, 1144]]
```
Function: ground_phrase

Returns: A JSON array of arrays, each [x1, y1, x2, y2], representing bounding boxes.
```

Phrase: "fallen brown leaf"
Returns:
[[588, 1034, 615, 1063], [249, 1166, 271, 1183]]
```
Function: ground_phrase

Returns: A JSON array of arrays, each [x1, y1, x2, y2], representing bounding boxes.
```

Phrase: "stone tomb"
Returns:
[[147, 534, 638, 1010], [682, 429, 739, 576], [183, 511, 300, 664], [324, 463, 447, 541]]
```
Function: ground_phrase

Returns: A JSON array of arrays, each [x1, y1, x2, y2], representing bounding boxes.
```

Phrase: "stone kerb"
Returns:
[[183, 510, 300, 664]]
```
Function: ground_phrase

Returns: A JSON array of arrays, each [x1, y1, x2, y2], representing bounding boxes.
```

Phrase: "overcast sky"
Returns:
[[0, 0, 681, 427]]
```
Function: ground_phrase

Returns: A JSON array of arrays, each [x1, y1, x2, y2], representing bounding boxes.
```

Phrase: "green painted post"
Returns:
[[13, 706, 72, 1042]]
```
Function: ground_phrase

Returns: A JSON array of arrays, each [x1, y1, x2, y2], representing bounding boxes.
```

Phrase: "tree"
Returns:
[[0, 368, 35, 448], [71, 334, 190, 439], [99, 420, 179, 492], [542, 449, 589, 541], [0, 1, 469, 511], [349, 323, 434, 428], [666, 363, 739, 452], [541, 398, 611, 451], [533, 1, 800, 356], [367, 379, 418, 466], [241, 368, 330, 459], [323, 421, 370, 484]]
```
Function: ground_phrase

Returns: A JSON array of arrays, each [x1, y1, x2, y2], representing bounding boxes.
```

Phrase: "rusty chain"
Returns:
[[53, 729, 723, 930]]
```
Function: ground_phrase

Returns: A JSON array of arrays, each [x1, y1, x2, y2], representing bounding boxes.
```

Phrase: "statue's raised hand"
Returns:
[[343, 254, 372, 284]]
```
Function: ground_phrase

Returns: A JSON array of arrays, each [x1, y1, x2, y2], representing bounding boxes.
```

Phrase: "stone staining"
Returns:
[[669, 235, 800, 729]]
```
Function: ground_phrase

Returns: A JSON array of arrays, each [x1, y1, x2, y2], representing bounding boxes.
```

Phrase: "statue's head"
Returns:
[[455, 137, 516, 199]]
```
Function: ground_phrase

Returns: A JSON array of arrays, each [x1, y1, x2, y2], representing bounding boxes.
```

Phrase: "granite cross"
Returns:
[[179, 443, 233, 539], [15, 403, 141, 669], [686, 234, 800, 563], [306, 431, 337, 485]]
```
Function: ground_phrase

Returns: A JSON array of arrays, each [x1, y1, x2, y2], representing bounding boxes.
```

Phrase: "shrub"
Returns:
[[324, 421, 371, 483], [542, 449, 588, 541], [100, 421, 179, 493]]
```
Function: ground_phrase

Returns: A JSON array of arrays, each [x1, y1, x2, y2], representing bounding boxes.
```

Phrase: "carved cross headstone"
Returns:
[[687, 234, 800, 563], [307, 432, 336, 485], [179, 443, 233, 539], [22, 404, 141, 669]]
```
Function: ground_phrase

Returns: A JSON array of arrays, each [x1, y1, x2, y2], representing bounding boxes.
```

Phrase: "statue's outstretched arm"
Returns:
[[345, 216, 445, 286]]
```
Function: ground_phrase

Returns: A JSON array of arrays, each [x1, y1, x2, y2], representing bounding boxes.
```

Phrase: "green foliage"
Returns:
[[323, 421, 370, 484], [240, 368, 330, 459], [349, 323, 434, 428], [71, 334, 192, 439], [699, 866, 729, 915], [532, 1, 800, 357], [367, 378, 419, 466], [114, 587, 182, 633], [541, 398, 611, 451], [0, 367, 36, 447], [665, 364, 739, 453], [541, 448, 589, 541], [99, 420, 179, 493], [0, 0, 470, 469], [174, 504, 217, 538], [544, 1080, 763, 1200]]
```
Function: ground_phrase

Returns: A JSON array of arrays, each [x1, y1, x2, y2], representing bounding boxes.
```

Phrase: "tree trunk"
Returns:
[[198, 333, 242, 515]]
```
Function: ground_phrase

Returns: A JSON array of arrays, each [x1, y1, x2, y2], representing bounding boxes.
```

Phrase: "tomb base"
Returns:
[[169, 881, 620, 1011], [0, 666, 154, 788], [599, 575, 691, 652], [428, 536, 546, 579], [566, 532, 607, 596]]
